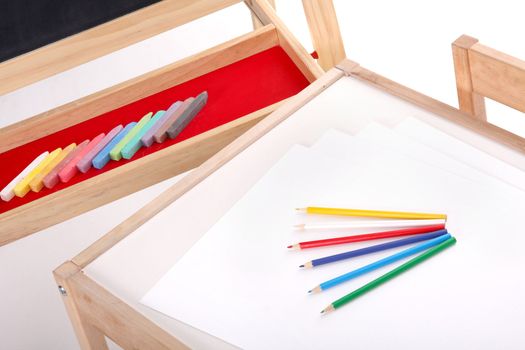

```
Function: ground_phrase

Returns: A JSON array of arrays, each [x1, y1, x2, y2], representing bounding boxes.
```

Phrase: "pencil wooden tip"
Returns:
[[293, 223, 305, 230], [301, 261, 313, 269], [287, 244, 300, 250], [309, 286, 321, 294], [295, 208, 306, 212], [321, 305, 335, 314]]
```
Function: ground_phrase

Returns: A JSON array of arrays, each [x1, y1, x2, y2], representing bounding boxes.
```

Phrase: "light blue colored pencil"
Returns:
[[309, 232, 451, 293], [121, 111, 165, 159], [92, 122, 136, 169]]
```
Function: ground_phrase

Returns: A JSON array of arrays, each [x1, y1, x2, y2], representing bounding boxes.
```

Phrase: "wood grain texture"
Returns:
[[246, 0, 324, 81], [0, 0, 241, 95], [336, 59, 525, 154], [54, 262, 189, 350], [72, 69, 343, 268], [452, 35, 487, 120], [301, 0, 346, 70], [53, 262, 109, 350], [469, 43, 525, 113], [250, 0, 275, 29], [0, 25, 279, 154], [0, 99, 285, 246]]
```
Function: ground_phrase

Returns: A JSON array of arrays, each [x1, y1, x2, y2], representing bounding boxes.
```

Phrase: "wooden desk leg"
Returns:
[[302, 0, 346, 70], [250, 0, 275, 29], [54, 262, 109, 350], [452, 35, 487, 121]]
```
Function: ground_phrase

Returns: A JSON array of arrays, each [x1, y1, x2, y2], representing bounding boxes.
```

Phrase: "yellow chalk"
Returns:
[[29, 144, 76, 192], [14, 148, 62, 197]]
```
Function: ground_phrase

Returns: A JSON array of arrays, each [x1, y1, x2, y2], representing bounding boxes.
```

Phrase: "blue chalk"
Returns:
[[318, 232, 451, 291], [92, 122, 136, 169]]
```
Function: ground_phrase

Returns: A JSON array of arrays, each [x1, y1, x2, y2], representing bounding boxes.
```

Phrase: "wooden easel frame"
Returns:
[[0, 0, 346, 246], [55, 37, 525, 349], [452, 34, 525, 121]]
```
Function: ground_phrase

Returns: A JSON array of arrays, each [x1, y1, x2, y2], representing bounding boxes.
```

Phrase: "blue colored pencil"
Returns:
[[92, 122, 136, 169], [300, 229, 447, 268], [309, 232, 451, 293]]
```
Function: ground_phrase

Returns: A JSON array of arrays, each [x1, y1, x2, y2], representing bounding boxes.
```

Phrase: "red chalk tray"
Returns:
[[0, 46, 309, 214]]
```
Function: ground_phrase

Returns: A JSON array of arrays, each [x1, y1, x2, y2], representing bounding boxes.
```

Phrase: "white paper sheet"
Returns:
[[141, 127, 525, 349], [396, 118, 525, 191]]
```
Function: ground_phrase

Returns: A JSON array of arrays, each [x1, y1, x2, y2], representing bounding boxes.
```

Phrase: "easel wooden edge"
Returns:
[[0, 0, 243, 96]]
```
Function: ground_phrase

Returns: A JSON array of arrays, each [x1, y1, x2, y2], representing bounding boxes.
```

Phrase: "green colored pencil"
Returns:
[[321, 236, 456, 314]]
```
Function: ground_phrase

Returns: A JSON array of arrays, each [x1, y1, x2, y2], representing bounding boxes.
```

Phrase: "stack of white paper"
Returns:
[[141, 119, 525, 349]]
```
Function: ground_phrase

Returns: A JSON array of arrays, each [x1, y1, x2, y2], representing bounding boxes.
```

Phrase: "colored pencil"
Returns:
[[310, 233, 451, 293], [287, 224, 445, 250], [92, 123, 135, 169], [321, 236, 456, 314], [0, 151, 49, 201], [300, 229, 448, 268], [14, 148, 62, 197], [141, 101, 182, 147], [121, 110, 165, 159], [294, 219, 446, 231], [166, 91, 208, 139], [30, 143, 76, 192], [297, 207, 447, 220], [110, 113, 152, 161]]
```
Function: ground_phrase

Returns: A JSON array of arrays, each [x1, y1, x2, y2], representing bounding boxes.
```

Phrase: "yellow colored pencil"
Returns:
[[14, 148, 62, 197], [30, 144, 76, 192], [296, 207, 447, 220]]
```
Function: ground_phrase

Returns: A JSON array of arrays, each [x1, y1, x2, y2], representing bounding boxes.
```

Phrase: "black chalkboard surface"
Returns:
[[0, 0, 161, 62]]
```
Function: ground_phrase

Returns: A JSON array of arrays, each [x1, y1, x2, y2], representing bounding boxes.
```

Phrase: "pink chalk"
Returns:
[[59, 134, 105, 182], [77, 125, 123, 173]]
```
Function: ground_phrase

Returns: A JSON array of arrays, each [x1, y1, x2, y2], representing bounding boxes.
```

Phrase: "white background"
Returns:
[[0, 1, 524, 349]]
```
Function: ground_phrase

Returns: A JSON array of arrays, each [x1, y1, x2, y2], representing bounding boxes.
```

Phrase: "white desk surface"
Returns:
[[83, 75, 525, 349]]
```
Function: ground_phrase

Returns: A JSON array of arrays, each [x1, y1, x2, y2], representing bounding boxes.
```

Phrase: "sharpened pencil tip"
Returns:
[[308, 290, 312, 293], [299, 264, 304, 268], [320, 310, 325, 314], [287, 245, 292, 249]]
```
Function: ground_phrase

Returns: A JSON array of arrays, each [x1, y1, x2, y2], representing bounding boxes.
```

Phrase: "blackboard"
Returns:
[[0, 0, 161, 62]]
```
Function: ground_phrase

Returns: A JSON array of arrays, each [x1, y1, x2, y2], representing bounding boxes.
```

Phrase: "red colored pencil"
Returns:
[[287, 224, 445, 250]]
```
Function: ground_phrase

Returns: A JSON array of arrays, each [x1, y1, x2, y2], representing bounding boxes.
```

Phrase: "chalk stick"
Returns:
[[167, 91, 208, 140], [154, 97, 194, 144], [30, 143, 76, 192], [1, 151, 49, 202], [77, 126, 122, 173], [122, 111, 165, 159], [14, 148, 61, 197], [93, 122, 136, 169], [44, 140, 89, 189], [142, 102, 181, 147], [60, 134, 104, 182], [110, 113, 152, 161]]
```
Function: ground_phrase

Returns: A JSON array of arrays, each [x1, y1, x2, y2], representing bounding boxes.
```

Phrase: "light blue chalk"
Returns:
[[318, 233, 451, 291], [92, 122, 136, 169], [121, 111, 165, 160]]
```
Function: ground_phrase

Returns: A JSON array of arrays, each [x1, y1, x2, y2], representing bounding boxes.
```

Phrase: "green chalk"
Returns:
[[109, 112, 152, 161], [121, 111, 165, 159]]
